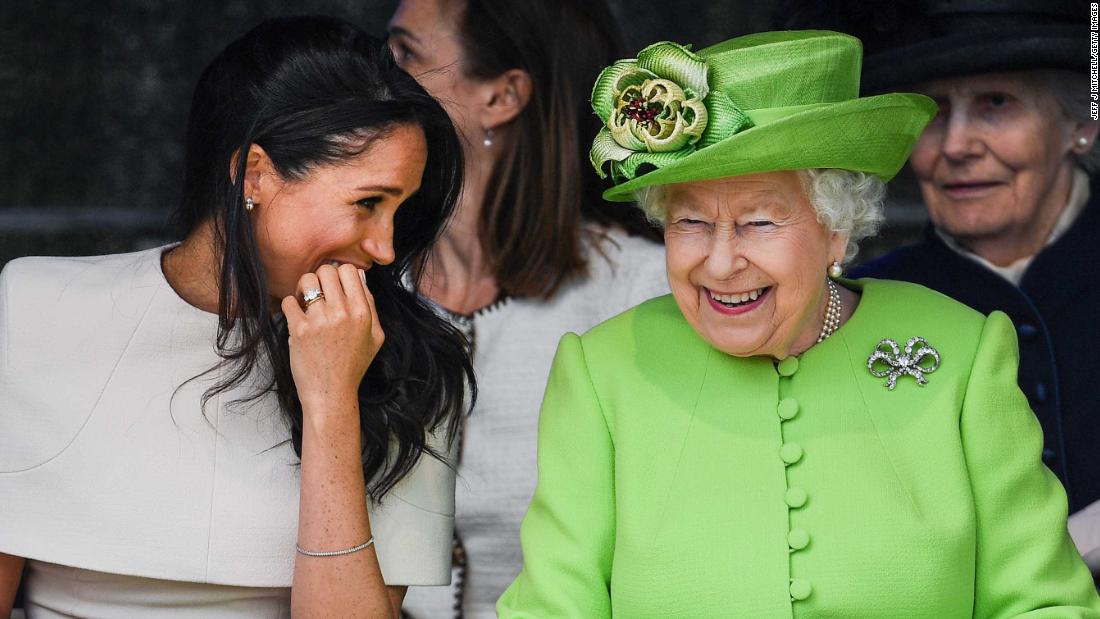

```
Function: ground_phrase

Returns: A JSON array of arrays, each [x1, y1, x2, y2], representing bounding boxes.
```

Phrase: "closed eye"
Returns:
[[670, 218, 709, 231]]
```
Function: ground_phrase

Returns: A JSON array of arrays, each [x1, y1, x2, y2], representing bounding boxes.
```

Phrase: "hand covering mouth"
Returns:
[[320, 259, 370, 270]]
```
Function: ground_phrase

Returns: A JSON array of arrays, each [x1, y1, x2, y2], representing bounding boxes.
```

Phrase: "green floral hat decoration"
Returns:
[[590, 30, 937, 202]]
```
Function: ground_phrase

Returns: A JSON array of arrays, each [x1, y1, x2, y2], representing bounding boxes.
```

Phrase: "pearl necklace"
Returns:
[[817, 280, 842, 343]]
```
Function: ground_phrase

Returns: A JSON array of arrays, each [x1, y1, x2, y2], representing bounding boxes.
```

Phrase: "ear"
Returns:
[[230, 144, 280, 206], [1071, 120, 1100, 155], [478, 68, 533, 131], [828, 231, 850, 270]]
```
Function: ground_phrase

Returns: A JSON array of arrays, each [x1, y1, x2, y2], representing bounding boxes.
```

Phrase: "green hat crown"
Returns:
[[589, 31, 937, 202]]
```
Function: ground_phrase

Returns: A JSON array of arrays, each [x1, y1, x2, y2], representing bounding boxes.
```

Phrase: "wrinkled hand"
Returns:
[[280, 263, 383, 411]]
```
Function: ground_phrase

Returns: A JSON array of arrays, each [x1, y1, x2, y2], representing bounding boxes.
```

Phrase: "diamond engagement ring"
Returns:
[[302, 288, 325, 309]]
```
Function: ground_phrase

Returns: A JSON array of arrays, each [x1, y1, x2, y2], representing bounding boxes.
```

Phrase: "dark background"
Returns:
[[0, 1, 925, 270]]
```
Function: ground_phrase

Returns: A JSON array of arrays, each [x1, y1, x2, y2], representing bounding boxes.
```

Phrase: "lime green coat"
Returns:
[[498, 279, 1100, 618]]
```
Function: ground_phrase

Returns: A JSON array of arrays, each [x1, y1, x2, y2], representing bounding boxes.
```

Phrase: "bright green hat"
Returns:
[[590, 30, 937, 202]]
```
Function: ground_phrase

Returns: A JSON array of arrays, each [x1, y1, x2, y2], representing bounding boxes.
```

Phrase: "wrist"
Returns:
[[299, 394, 362, 432], [297, 383, 359, 411], [301, 414, 364, 460]]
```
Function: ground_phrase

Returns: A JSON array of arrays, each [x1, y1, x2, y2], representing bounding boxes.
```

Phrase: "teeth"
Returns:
[[710, 287, 766, 305]]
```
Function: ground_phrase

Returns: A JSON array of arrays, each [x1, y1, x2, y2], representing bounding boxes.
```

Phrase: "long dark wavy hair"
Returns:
[[172, 16, 473, 501], [454, 0, 661, 299]]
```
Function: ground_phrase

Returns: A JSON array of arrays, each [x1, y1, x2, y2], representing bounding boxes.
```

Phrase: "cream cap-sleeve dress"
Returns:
[[0, 247, 455, 617]]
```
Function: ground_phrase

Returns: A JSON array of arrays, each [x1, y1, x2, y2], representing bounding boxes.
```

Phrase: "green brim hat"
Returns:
[[590, 30, 937, 202]]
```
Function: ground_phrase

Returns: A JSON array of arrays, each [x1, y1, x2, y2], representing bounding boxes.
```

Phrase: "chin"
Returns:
[[930, 206, 1004, 239], [699, 328, 761, 358], [936, 216, 1008, 243]]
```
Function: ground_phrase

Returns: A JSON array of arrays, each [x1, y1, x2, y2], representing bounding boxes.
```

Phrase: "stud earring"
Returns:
[[1078, 137, 1089, 148], [483, 129, 493, 148], [828, 260, 843, 279], [245, 196, 255, 212]]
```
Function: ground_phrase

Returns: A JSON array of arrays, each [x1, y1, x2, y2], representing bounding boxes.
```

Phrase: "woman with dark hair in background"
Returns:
[[386, 0, 667, 616], [0, 16, 471, 617]]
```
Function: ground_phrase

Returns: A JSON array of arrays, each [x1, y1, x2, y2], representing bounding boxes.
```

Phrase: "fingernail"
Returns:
[[359, 269, 367, 285]]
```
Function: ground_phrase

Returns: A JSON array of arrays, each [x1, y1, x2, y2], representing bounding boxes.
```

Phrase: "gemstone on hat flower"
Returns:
[[609, 78, 708, 153]]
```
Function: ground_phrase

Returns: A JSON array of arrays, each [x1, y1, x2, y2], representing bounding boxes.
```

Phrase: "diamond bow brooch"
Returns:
[[867, 337, 941, 390]]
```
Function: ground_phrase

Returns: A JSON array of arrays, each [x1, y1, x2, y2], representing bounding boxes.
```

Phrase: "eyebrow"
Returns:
[[974, 90, 1013, 97], [357, 185, 405, 196], [386, 25, 419, 44]]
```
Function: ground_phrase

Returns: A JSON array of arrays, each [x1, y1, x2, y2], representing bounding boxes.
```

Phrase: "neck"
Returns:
[[963, 162, 1076, 267], [419, 141, 501, 314], [786, 281, 860, 358], [162, 220, 222, 315]]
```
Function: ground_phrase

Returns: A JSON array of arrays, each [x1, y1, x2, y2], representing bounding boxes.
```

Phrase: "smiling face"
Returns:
[[909, 72, 1083, 264], [388, 0, 483, 146], [249, 123, 427, 300], [663, 171, 848, 359]]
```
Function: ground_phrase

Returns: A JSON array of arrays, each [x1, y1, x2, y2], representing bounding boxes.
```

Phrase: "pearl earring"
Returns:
[[245, 196, 255, 212], [1078, 137, 1089, 148], [828, 260, 843, 279], [483, 129, 493, 148]]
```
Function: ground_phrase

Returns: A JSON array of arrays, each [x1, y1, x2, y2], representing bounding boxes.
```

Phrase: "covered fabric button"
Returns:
[[790, 578, 812, 600], [785, 487, 807, 508], [788, 529, 810, 550], [777, 398, 799, 421], [780, 443, 803, 465], [777, 356, 799, 377]]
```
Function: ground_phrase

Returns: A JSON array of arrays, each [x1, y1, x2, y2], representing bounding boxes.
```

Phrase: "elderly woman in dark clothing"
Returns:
[[780, 0, 1100, 568]]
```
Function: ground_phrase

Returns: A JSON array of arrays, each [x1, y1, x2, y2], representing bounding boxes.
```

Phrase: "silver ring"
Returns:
[[302, 288, 324, 309]]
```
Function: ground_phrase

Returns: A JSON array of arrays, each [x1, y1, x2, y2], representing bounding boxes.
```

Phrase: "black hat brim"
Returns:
[[861, 25, 1087, 93]]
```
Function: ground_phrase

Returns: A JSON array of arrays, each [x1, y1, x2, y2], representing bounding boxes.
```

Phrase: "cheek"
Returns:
[[415, 72, 450, 105], [664, 238, 703, 302], [254, 228, 313, 295], [664, 237, 702, 278], [410, 71, 466, 128], [766, 234, 828, 293], [437, 77, 484, 137], [996, 128, 1062, 174], [763, 255, 818, 328], [258, 211, 317, 256], [909, 131, 940, 180], [253, 212, 344, 291]]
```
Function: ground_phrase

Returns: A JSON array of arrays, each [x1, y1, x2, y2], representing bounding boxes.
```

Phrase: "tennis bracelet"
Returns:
[[295, 537, 375, 557]]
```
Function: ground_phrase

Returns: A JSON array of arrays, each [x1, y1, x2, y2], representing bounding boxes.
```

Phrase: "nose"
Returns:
[[360, 220, 396, 267], [940, 109, 984, 162], [703, 227, 749, 280]]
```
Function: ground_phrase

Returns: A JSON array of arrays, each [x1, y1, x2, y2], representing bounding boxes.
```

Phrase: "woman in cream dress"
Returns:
[[0, 16, 472, 618]]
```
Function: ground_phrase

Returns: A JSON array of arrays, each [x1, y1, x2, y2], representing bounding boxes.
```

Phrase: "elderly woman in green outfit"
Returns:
[[497, 31, 1100, 617]]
